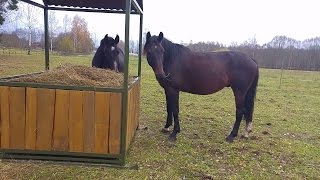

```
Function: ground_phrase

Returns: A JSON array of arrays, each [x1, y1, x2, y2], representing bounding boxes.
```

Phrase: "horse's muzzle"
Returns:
[[156, 74, 170, 87]]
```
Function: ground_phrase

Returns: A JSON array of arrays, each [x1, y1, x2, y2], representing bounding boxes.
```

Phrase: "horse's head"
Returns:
[[101, 34, 121, 71], [144, 32, 167, 81]]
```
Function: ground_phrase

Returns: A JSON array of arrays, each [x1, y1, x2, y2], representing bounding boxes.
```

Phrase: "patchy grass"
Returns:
[[0, 51, 93, 77], [0, 51, 320, 179]]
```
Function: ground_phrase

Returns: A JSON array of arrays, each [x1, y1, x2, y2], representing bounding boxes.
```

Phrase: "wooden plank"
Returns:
[[0, 89, 2, 146], [0, 87, 10, 148], [94, 92, 110, 154], [125, 91, 129, 150], [109, 92, 122, 154], [130, 84, 139, 144], [36, 88, 55, 151], [132, 86, 137, 137], [82, 91, 95, 153], [132, 86, 137, 140], [130, 87, 134, 143], [68, 90, 84, 152], [131, 88, 135, 140], [9, 87, 26, 149], [53, 89, 70, 151], [25, 88, 37, 150], [126, 89, 132, 150], [130, 89, 134, 149], [131, 86, 135, 135], [135, 85, 141, 129]]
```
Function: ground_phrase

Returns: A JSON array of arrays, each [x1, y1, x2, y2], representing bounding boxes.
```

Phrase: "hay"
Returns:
[[7, 64, 133, 88]]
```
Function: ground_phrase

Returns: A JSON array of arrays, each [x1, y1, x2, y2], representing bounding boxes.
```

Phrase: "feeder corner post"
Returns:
[[44, 6, 49, 70], [120, 0, 132, 166], [138, 13, 143, 77]]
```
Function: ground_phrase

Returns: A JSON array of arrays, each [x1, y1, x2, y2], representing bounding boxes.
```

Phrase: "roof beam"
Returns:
[[19, 0, 45, 9], [132, 0, 143, 14], [46, 6, 140, 14], [19, 0, 143, 14]]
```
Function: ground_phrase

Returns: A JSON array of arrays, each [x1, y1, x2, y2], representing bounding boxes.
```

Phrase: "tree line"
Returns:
[[0, 14, 94, 55], [2, 31, 320, 71], [0, 2, 94, 55], [54, 15, 94, 54], [187, 36, 320, 71]]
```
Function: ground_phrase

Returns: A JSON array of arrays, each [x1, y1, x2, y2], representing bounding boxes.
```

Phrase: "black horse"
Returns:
[[92, 34, 124, 72], [143, 32, 259, 142]]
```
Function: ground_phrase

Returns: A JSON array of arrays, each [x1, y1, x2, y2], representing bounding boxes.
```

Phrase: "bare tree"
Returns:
[[0, 0, 18, 26], [15, 2, 40, 54], [277, 36, 288, 88], [62, 14, 71, 33], [229, 35, 320, 71], [129, 40, 139, 54], [142, 28, 149, 48], [70, 15, 94, 53], [48, 11, 59, 51]]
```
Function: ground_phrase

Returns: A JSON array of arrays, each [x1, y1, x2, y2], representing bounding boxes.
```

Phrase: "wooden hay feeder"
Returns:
[[0, 0, 144, 166]]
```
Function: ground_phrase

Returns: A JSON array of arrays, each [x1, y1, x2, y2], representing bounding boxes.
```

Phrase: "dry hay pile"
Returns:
[[7, 64, 132, 88]]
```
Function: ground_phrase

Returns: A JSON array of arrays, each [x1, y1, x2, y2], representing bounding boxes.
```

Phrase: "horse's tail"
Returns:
[[244, 62, 259, 123]]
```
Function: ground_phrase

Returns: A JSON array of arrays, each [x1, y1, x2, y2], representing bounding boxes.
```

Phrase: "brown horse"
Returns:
[[92, 34, 124, 72], [143, 32, 259, 142]]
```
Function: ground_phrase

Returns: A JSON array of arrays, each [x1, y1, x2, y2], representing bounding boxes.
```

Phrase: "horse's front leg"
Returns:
[[167, 89, 180, 142], [161, 88, 173, 133], [113, 61, 119, 73]]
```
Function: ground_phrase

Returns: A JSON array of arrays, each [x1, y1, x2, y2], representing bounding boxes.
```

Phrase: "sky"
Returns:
[[3, 0, 320, 46], [140, 0, 320, 45]]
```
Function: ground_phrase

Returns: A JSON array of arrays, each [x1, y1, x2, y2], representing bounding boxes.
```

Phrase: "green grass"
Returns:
[[0, 51, 320, 179]]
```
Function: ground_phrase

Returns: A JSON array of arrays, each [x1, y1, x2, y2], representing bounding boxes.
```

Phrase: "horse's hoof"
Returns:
[[226, 135, 235, 143], [169, 136, 177, 142], [240, 134, 249, 139], [161, 128, 170, 134], [246, 122, 253, 133], [240, 132, 249, 139], [168, 133, 177, 142]]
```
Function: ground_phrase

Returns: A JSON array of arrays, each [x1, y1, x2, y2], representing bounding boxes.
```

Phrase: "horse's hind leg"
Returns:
[[226, 90, 246, 142], [244, 112, 253, 138], [243, 70, 259, 137]]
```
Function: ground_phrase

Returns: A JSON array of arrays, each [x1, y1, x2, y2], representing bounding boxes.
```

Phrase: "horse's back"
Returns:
[[187, 50, 256, 76], [224, 51, 258, 76], [117, 48, 125, 72], [206, 50, 257, 73]]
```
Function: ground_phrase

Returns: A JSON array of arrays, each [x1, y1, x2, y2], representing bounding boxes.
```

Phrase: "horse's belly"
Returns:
[[181, 79, 228, 95]]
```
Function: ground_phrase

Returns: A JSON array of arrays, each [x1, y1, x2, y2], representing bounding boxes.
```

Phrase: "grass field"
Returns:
[[0, 51, 320, 179]]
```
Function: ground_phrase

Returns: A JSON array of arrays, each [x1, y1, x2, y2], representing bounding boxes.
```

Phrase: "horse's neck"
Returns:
[[163, 44, 189, 65], [162, 41, 189, 75]]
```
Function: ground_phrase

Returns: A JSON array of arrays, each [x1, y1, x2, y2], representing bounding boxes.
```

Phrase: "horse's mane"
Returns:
[[161, 38, 190, 63]]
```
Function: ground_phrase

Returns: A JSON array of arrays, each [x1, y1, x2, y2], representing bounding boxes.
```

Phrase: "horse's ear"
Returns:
[[146, 32, 151, 41], [157, 32, 163, 42], [114, 35, 119, 45], [104, 34, 108, 39]]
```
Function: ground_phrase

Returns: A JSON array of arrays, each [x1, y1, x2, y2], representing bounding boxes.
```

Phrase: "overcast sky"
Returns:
[[5, 0, 320, 46], [141, 0, 320, 45]]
